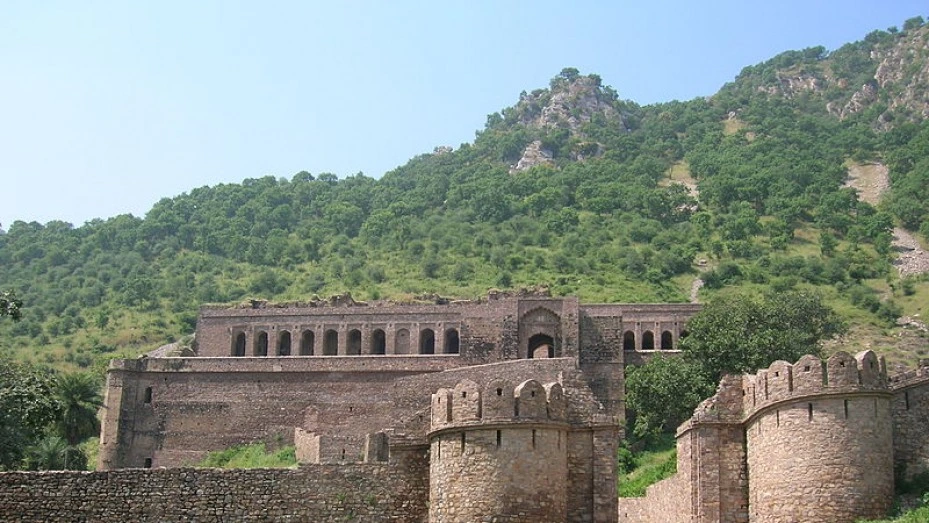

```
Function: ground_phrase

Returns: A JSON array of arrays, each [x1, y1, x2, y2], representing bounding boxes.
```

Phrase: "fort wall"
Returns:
[[621, 351, 897, 523], [745, 352, 893, 522], [620, 432, 694, 522], [890, 361, 929, 481], [99, 356, 463, 469], [428, 379, 571, 523], [0, 460, 429, 522]]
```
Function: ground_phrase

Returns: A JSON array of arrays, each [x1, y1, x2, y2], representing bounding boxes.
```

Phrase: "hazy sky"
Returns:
[[1, 1, 926, 228]]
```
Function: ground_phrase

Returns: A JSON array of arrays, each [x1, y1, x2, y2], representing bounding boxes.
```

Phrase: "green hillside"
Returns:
[[3, 18, 929, 373]]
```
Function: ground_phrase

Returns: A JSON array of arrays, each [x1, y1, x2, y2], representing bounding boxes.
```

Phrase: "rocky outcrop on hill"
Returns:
[[758, 73, 824, 98], [508, 72, 627, 172], [511, 140, 554, 172]]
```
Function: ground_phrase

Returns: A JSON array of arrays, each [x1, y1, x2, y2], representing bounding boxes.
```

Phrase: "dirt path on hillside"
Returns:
[[689, 278, 704, 303], [845, 163, 929, 276]]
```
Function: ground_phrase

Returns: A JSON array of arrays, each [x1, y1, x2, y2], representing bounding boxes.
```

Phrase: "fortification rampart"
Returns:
[[890, 360, 929, 481], [428, 379, 572, 523], [98, 356, 461, 470], [622, 350, 900, 523], [0, 461, 428, 523], [742, 351, 893, 523]]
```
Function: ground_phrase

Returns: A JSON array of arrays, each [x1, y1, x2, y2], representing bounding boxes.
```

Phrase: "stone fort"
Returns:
[[2, 292, 929, 522]]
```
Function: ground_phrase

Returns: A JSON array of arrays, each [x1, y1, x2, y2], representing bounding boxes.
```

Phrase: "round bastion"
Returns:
[[743, 350, 894, 523], [428, 378, 569, 523]]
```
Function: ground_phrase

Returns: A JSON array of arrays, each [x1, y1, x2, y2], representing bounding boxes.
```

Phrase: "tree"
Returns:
[[22, 435, 85, 471], [0, 357, 59, 470], [625, 290, 845, 438], [681, 289, 845, 382], [1, 290, 22, 320], [625, 356, 715, 438], [54, 373, 103, 446]]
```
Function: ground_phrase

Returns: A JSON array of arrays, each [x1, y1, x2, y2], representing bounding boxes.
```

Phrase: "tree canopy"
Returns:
[[626, 289, 845, 438]]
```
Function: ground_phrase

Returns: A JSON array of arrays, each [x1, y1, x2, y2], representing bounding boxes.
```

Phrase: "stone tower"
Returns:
[[742, 350, 894, 522], [428, 378, 569, 523]]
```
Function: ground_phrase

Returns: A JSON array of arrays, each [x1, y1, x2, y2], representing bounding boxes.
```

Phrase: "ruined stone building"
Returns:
[[95, 294, 697, 522], [3, 293, 929, 522]]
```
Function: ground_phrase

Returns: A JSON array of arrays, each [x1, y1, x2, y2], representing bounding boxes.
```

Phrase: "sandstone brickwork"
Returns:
[[99, 296, 694, 471], [621, 350, 918, 523], [0, 461, 428, 523]]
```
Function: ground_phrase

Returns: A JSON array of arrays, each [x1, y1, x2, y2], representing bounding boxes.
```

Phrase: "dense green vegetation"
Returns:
[[0, 355, 102, 470], [617, 433, 677, 497], [625, 289, 844, 438], [860, 495, 929, 522], [196, 443, 297, 469]]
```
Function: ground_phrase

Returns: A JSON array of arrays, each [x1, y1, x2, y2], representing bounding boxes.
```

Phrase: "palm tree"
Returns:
[[54, 373, 103, 446], [22, 435, 85, 470]]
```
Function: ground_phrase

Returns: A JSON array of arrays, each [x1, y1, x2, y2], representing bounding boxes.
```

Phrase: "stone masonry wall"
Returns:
[[622, 351, 898, 523], [0, 461, 428, 523], [745, 352, 893, 523], [746, 395, 893, 522], [890, 362, 929, 480], [619, 429, 693, 523], [99, 357, 460, 469], [429, 428, 568, 523]]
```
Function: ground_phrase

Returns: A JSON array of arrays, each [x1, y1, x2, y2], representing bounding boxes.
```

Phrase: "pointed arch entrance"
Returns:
[[518, 307, 561, 359]]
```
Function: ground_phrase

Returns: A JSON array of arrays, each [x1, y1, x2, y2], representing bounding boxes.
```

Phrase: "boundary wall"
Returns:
[[0, 459, 428, 522], [621, 350, 904, 523]]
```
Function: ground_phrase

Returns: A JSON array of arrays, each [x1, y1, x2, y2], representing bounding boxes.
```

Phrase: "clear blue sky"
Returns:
[[1, 1, 926, 228]]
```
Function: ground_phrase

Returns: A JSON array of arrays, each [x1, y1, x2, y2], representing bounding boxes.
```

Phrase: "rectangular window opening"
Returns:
[[532, 429, 537, 449], [905, 391, 910, 410], [808, 403, 813, 422], [496, 430, 502, 448], [844, 399, 849, 419], [460, 433, 466, 453]]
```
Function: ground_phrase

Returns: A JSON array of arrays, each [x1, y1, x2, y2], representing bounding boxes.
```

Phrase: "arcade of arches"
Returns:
[[229, 326, 462, 356], [622, 329, 679, 351]]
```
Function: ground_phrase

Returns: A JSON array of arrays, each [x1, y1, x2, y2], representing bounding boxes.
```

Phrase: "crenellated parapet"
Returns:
[[429, 378, 568, 434], [889, 358, 929, 391], [741, 350, 889, 421], [428, 378, 573, 523]]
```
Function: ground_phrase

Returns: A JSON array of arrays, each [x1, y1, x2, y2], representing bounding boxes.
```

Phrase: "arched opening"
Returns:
[[528, 333, 555, 359], [395, 329, 410, 354], [278, 331, 292, 356], [232, 332, 246, 356], [300, 330, 315, 355], [642, 331, 655, 350], [371, 329, 386, 355], [254, 331, 269, 356], [661, 331, 673, 350], [622, 331, 635, 351], [347, 329, 362, 355], [444, 328, 460, 354], [420, 329, 435, 354], [323, 329, 338, 355]]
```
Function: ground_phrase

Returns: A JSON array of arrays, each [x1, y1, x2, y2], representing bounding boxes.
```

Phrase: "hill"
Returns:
[[2, 17, 929, 373]]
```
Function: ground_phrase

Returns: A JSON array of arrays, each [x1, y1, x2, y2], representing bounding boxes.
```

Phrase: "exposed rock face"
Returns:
[[831, 28, 929, 123], [753, 26, 929, 127], [509, 74, 626, 172], [511, 140, 554, 172], [758, 73, 824, 98], [527, 76, 621, 131]]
